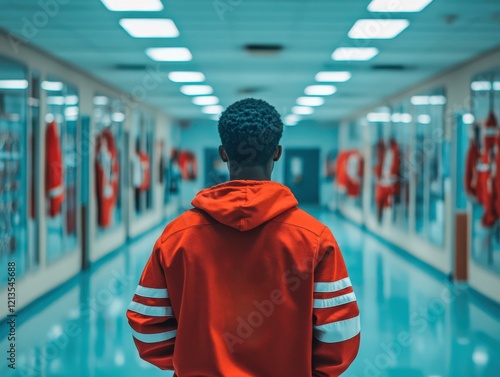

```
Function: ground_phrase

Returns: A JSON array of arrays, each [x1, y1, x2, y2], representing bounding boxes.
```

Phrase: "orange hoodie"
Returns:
[[127, 180, 360, 377]]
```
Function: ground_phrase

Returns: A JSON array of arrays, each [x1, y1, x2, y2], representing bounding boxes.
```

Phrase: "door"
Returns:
[[284, 149, 320, 205]]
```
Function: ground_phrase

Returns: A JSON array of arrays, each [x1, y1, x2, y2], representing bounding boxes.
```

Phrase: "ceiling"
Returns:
[[0, 0, 500, 123]]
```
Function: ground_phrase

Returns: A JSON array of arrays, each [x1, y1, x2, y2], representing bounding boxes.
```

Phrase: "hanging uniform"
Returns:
[[178, 151, 198, 181], [464, 137, 480, 198], [133, 151, 151, 191], [477, 111, 499, 227], [325, 151, 337, 179], [95, 133, 116, 228], [45, 121, 64, 217], [373, 140, 385, 181], [345, 151, 364, 197], [375, 140, 400, 210], [102, 129, 120, 206], [335, 151, 349, 191]]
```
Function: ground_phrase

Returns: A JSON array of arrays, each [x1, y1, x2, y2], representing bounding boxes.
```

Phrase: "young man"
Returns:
[[127, 99, 360, 376]]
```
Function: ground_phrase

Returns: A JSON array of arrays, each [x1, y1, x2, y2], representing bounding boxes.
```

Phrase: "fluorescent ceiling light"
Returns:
[[169, 72, 205, 83], [429, 95, 447, 105], [392, 113, 412, 123], [368, 0, 433, 13], [100, 0, 164, 12], [292, 106, 314, 115], [411, 95, 446, 105], [305, 85, 337, 96], [332, 47, 379, 61], [192, 96, 219, 106], [112, 112, 126, 122], [367, 112, 391, 122], [463, 113, 475, 125], [202, 105, 223, 115], [65, 95, 79, 105], [471, 81, 500, 91], [418, 114, 432, 124], [210, 115, 220, 121], [284, 115, 301, 126], [348, 19, 409, 39], [0, 80, 28, 89], [315, 71, 352, 82], [180, 85, 213, 96], [93, 96, 109, 106], [41, 81, 63, 91], [47, 96, 65, 105], [65, 106, 79, 117], [297, 97, 324, 107], [146, 48, 192, 62], [120, 19, 179, 38]]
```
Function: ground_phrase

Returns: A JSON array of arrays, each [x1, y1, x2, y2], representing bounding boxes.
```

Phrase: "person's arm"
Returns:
[[312, 227, 360, 377], [126, 241, 177, 370]]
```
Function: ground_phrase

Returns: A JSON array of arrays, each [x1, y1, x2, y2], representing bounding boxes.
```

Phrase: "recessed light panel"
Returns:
[[41, 81, 64, 91], [368, 0, 433, 13], [305, 85, 337, 96], [146, 48, 192, 62], [202, 105, 224, 115], [181, 85, 213, 95], [101, 0, 164, 12], [193, 96, 219, 106], [120, 19, 179, 38], [332, 47, 379, 61], [348, 19, 410, 39], [315, 71, 352, 82], [292, 106, 314, 115], [297, 97, 324, 107], [169, 72, 206, 83]]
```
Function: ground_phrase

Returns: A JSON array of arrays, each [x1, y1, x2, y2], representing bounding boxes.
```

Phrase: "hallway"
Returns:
[[1, 210, 499, 377]]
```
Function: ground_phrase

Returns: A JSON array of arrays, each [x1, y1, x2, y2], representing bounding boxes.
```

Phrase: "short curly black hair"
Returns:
[[218, 98, 284, 166]]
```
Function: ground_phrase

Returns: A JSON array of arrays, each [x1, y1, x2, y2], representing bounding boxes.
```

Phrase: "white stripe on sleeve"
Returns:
[[135, 285, 169, 299], [132, 329, 177, 344], [128, 302, 173, 317], [314, 277, 352, 293], [314, 292, 357, 309], [314, 316, 360, 343]]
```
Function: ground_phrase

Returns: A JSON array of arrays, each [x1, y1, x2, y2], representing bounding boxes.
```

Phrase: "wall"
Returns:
[[0, 32, 179, 318], [339, 46, 500, 304]]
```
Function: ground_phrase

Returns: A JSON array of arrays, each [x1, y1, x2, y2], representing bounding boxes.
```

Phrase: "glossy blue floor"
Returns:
[[1, 210, 500, 377]]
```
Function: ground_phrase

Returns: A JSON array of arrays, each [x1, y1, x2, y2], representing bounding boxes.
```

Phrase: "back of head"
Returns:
[[218, 98, 284, 166]]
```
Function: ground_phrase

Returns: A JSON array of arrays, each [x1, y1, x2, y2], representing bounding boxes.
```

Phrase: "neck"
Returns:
[[229, 164, 271, 181]]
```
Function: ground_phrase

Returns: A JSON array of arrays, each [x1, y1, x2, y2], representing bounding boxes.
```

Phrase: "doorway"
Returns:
[[284, 149, 320, 205]]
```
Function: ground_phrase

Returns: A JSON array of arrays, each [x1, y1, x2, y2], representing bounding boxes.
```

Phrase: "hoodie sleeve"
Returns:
[[127, 240, 177, 370], [312, 227, 360, 377]]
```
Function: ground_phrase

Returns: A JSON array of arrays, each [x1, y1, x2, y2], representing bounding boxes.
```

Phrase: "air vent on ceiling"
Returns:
[[244, 44, 284, 56], [237, 87, 266, 95], [114, 64, 150, 71], [371, 64, 409, 71]]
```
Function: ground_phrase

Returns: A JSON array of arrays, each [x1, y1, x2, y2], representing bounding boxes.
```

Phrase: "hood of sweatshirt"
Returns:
[[192, 180, 299, 232]]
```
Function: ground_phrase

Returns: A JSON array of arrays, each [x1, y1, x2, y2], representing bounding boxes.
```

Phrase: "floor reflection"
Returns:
[[1, 211, 499, 377]]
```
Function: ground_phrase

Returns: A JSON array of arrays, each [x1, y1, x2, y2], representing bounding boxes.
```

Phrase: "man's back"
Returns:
[[127, 180, 360, 377]]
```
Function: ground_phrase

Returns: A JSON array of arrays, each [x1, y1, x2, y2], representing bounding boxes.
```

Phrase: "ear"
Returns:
[[273, 145, 283, 162], [219, 145, 229, 163]]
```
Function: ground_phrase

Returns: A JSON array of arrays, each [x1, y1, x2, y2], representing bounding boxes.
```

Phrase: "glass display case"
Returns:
[[0, 55, 30, 286], [469, 68, 500, 274], [412, 89, 446, 247], [133, 110, 155, 216], [44, 76, 79, 264], [391, 100, 411, 233], [93, 95, 125, 233]]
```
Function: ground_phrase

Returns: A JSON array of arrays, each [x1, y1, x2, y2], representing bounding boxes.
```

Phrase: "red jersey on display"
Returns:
[[375, 140, 401, 209], [45, 121, 64, 217], [96, 131, 119, 228], [178, 151, 198, 181], [464, 138, 480, 198], [127, 181, 360, 377]]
